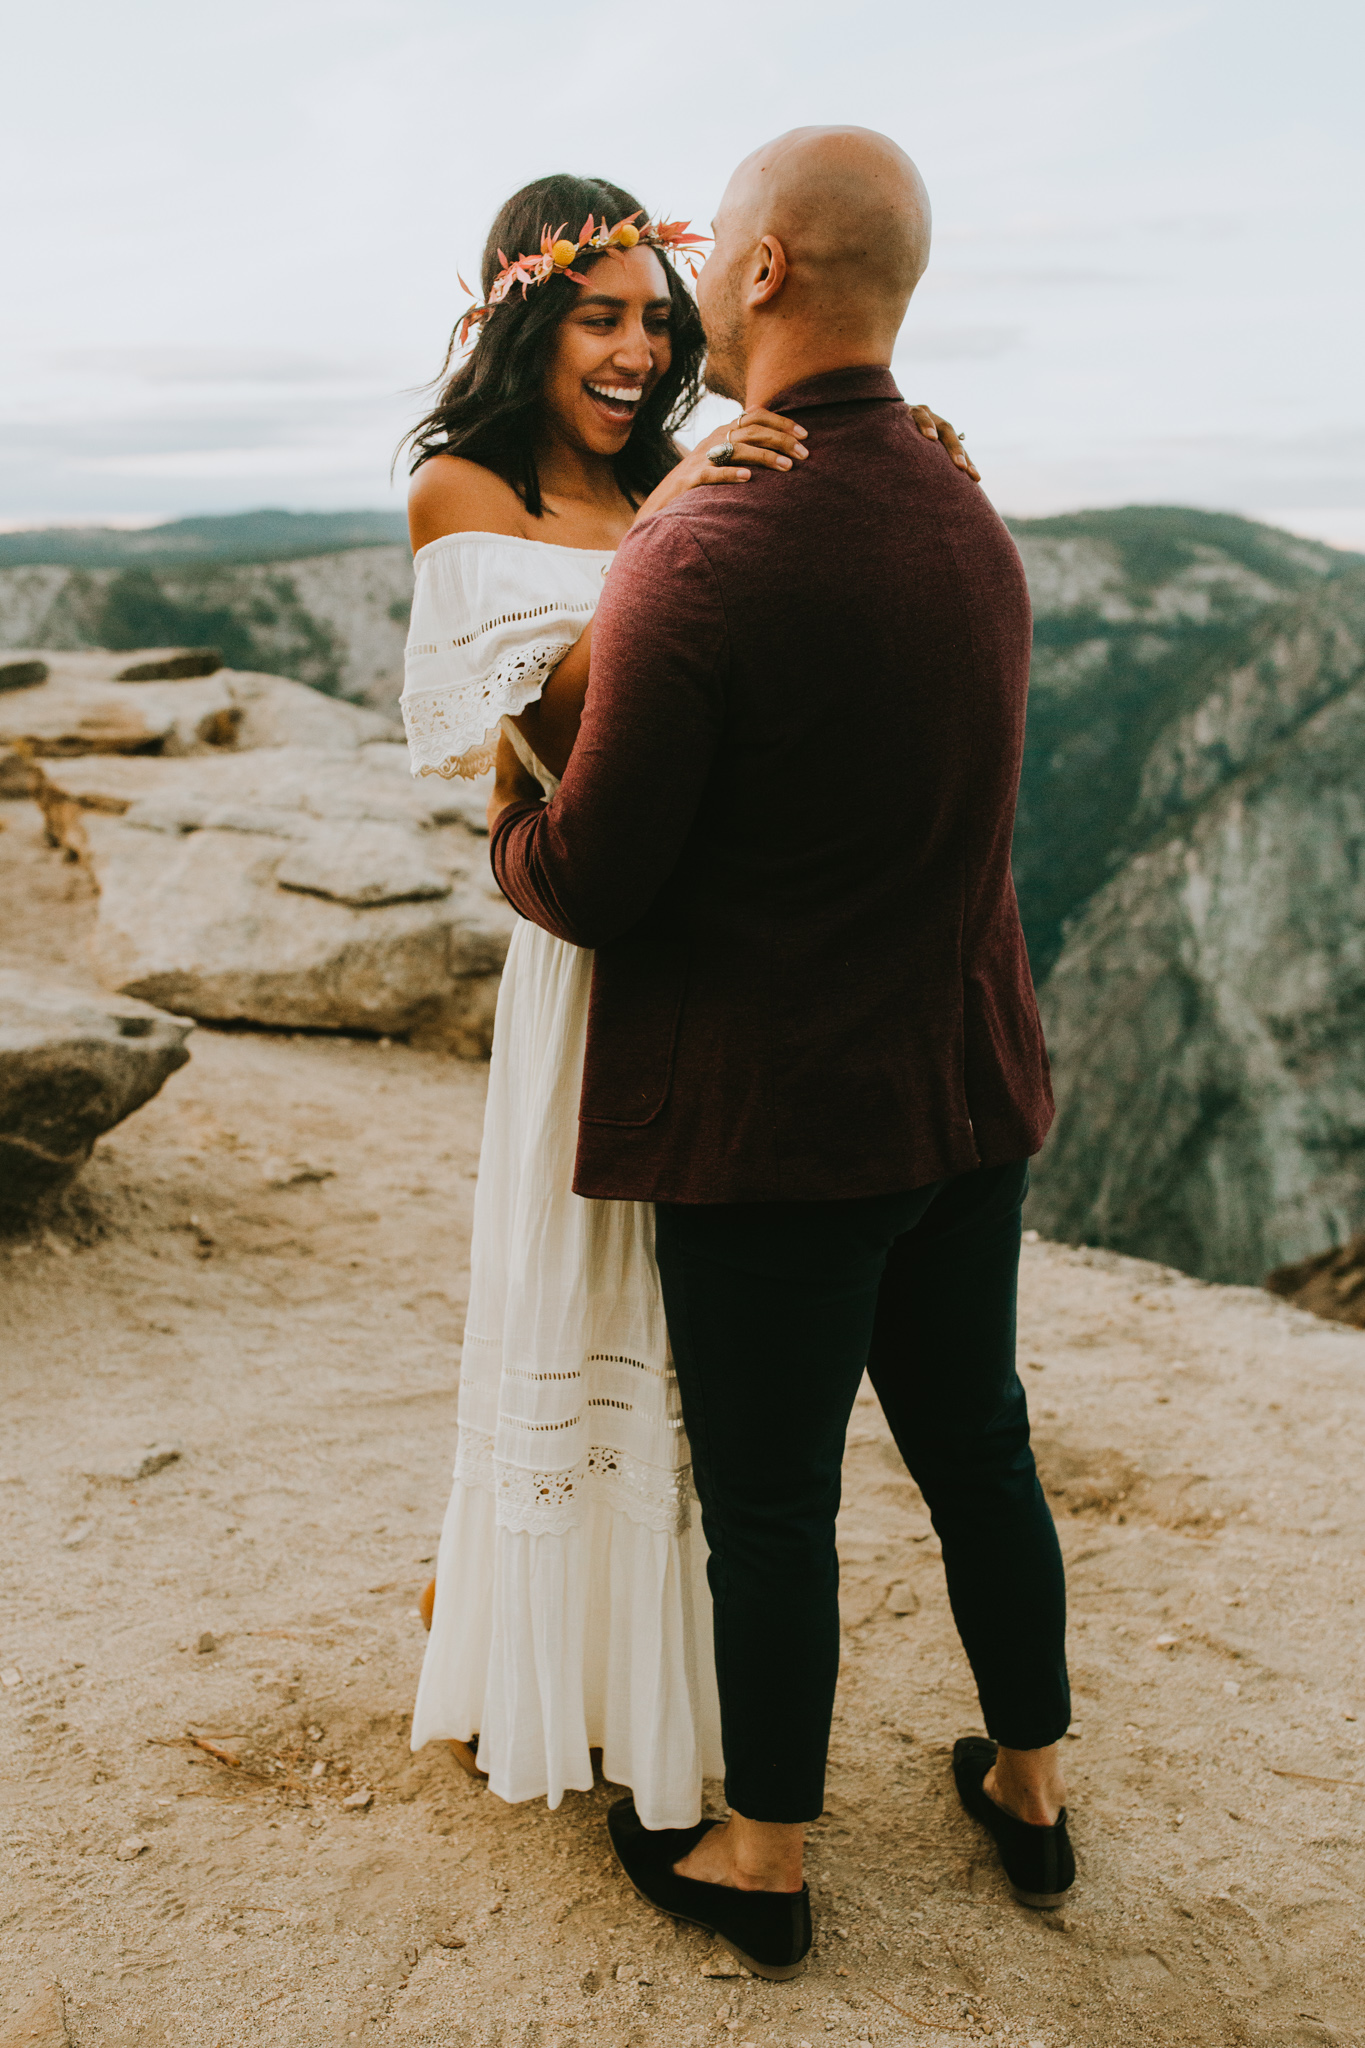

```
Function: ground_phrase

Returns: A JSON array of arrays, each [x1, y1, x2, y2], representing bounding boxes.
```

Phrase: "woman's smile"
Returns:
[[584, 379, 646, 427]]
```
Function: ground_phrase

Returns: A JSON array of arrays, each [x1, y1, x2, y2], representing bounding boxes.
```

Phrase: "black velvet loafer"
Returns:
[[952, 1736, 1076, 1908], [606, 1796, 812, 1980]]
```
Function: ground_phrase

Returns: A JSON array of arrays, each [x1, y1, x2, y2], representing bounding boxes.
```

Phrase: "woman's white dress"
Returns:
[[400, 531, 722, 1828]]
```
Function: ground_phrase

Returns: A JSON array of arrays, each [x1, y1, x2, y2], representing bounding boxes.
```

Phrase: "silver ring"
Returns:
[[707, 438, 735, 466]]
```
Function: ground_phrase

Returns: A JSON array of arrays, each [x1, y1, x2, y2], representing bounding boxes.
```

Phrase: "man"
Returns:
[[488, 125, 1073, 1978]]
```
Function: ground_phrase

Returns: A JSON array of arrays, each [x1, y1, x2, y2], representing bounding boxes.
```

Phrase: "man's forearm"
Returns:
[[488, 515, 728, 953], [491, 800, 591, 945]]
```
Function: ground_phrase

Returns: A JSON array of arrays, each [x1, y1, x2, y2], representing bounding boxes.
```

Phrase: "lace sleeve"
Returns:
[[400, 534, 607, 780]]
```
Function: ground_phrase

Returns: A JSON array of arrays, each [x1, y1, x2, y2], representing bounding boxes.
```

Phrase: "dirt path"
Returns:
[[2, 794, 1364, 2048]]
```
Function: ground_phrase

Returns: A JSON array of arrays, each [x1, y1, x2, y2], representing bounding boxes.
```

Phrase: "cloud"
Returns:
[[936, 212, 1245, 249], [928, 267, 1134, 289], [0, 389, 412, 513], [77, 445, 394, 482], [984, 427, 1365, 518], [47, 347, 380, 386], [0, 413, 347, 461], [1259, 509, 1365, 552], [896, 326, 1025, 362]]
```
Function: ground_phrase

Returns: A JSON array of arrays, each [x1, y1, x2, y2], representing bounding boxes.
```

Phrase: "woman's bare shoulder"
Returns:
[[407, 454, 526, 551]]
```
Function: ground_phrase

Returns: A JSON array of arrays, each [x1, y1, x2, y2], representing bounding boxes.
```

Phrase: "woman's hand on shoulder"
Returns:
[[632, 410, 809, 523], [908, 406, 980, 481], [407, 453, 527, 552]]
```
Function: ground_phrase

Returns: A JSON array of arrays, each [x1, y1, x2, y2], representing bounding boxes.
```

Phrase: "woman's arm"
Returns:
[[408, 451, 590, 777], [512, 622, 593, 778]]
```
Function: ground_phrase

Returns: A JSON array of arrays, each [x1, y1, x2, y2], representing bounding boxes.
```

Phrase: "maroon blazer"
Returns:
[[491, 366, 1053, 1203]]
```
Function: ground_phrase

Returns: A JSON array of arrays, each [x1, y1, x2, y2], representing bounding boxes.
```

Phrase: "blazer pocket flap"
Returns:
[[579, 932, 688, 1128]]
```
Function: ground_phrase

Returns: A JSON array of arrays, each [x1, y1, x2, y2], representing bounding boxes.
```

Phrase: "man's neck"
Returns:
[[743, 331, 895, 413]]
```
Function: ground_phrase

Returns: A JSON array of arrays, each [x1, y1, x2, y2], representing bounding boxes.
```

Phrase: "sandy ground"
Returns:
[[3, 790, 1365, 2048]]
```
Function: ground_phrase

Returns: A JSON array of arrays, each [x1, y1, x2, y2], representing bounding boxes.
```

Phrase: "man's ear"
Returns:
[[748, 235, 788, 308]]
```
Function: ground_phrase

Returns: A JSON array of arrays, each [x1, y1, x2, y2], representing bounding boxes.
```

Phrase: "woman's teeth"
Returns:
[[587, 383, 642, 409]]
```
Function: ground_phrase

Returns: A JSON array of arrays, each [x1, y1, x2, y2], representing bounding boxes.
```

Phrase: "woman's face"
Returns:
[[539, 246, 674, 458]]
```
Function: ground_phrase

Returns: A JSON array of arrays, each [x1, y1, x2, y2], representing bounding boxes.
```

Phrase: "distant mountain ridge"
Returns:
[[1028, 562, 1365, 1282], [4, 501, 1363, 1283], [1003, 508, 1365, 1282], [0, 547, 414, 702], [1006, 506, 1361, 976], [0, 509, 409, 571]]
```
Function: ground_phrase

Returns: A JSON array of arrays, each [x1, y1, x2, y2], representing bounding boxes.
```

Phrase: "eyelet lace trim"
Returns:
[[454, 1424, 696, 1538], [445, 600, 594, 652], [402, 636, 579, 780]]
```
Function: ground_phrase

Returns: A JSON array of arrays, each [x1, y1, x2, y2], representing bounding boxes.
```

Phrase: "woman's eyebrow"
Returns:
[[575, 292, 673, 312]]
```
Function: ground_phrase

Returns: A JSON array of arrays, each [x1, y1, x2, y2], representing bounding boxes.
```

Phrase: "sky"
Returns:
[[3, 0, 1363, 544]]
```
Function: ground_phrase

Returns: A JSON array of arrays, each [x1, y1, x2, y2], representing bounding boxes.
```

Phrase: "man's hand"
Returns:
[[487, 728, 545, 835]]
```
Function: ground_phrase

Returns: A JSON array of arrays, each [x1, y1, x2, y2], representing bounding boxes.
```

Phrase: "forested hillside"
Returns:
[[0, 508, 407, 570], [1007, 507, 1357, 976]]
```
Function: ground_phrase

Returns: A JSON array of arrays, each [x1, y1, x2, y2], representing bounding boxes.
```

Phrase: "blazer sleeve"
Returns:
[[490, 513, 727, 948]]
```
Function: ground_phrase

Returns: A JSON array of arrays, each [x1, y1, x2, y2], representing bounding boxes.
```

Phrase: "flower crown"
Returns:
[[454, 212, 708, 348]]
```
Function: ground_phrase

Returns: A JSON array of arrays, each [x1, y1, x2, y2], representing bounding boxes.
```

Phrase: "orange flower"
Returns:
[[454, 212, 711, 350]]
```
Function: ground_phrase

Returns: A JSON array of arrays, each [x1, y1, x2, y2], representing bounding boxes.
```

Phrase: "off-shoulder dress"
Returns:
[[401, 530, 721, 1828]]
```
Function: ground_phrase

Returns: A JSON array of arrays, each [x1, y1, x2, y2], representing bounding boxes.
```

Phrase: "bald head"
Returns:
[[725, 126, 930, 304], [697, 127, 931, 404]]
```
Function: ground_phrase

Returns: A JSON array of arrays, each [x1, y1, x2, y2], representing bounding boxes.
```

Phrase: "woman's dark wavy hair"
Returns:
[[399, 175, 706, 516]]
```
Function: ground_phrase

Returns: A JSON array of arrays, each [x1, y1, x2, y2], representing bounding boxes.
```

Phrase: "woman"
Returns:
[[400, 173, 976, 1828]]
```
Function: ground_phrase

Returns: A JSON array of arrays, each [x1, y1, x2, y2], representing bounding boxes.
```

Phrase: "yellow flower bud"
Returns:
[[551, 240, 578, 268], [612, 223, 641, 248]]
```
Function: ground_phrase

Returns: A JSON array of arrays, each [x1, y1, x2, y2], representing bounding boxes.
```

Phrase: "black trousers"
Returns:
[[654, 1160, 1069, 1824]]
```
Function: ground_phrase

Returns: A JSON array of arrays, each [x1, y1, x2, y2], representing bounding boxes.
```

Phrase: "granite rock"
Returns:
[[1029, 568, 1365, 1282], [1265, 1230, 1365, 1327], [0, 671, 239, 758], [0, 647, 221, 684], [34, 746, 510, 1056], [0, 657, 398, 764], [0, 655, 50, 692], [0, 747, 37, 797], [0, 971, 193, 1209]]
